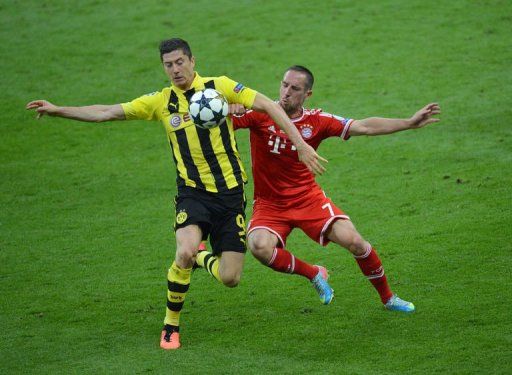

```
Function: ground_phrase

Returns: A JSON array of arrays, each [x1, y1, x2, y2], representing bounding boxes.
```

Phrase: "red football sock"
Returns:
[[268, 247, 318, 280], [354, 245, 393, 304]]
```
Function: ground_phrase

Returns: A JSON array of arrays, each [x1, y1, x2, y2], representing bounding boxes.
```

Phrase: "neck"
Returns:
[[287, 107, 303, 120]]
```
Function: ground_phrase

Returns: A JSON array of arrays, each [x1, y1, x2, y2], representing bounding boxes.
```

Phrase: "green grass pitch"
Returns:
[[1, 0, 511, 373]]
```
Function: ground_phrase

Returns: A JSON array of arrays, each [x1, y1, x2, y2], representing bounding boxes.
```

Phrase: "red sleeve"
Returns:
[[316, 110, 353, 140], [232, 110, 265, 130]]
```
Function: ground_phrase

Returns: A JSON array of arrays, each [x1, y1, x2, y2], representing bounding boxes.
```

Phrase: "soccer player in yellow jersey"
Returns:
[[26, 38, 326, 350]]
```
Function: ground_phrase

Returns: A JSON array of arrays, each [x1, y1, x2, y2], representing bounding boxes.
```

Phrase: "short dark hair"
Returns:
[[159, 38, 192, 60], [286, 65, 314, 90]]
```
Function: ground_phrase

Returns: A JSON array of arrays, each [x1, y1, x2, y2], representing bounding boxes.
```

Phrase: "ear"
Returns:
[[306, 89, 313, 99], [190, 55, 196, 67]]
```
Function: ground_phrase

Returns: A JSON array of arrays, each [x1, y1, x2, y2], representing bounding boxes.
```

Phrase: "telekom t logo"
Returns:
[[268, 125, 296, 154]]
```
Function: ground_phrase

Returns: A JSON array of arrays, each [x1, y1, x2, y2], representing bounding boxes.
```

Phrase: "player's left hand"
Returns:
[[296, 143, 328, 175], [409, 103, 441, 128]]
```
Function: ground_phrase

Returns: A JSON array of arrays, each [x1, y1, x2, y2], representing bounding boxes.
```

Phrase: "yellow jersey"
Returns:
[[122, 73, 257, 193]]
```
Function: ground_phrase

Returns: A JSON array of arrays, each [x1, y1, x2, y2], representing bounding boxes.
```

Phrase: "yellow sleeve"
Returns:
[[121, 91, 165, 121], [215, 76, 258, 109]]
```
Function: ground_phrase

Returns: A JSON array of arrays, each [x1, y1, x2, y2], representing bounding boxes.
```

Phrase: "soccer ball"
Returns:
[[188, 89, 228, 129]]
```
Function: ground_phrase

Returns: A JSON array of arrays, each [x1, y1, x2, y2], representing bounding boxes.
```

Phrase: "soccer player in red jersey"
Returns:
[[230, 65, 441, 311]]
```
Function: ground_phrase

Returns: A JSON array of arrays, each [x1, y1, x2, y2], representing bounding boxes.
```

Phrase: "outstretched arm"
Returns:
[[26, 100, 126, 123], [251, 93, 327, 175], [349, 103, 441, 136]]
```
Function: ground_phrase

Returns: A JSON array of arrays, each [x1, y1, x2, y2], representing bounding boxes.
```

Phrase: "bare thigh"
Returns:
[[326, 219, 368, 256]]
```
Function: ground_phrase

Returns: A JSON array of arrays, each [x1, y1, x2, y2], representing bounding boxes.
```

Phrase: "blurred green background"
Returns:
[[1, 0, 511, 373]]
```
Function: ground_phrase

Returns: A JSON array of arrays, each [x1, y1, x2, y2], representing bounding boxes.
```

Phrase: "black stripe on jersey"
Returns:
[[175, 129, 206, 190], [168, 139, 187, 190], [202, 80, 240, 187], [167, 90, 179, 114], [168, 281, 189, 294], [167, 299, 184, 312], [184, 88, 196, 102], [219, 124, 244, 186], [196, 127, 227, 191], [204, 80, 215, 89]]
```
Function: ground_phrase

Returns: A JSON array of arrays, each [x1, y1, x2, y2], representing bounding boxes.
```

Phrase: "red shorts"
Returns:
[[247, 189, 349, 246]]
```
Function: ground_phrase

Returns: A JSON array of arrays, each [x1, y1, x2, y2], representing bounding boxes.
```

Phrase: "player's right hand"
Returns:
[[26, 100, 58, 119], [228, 103, 246, 116], [296, 143, 328, 175]]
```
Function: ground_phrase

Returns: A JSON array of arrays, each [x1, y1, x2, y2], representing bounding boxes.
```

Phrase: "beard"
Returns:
[[279, 100, 296, 115]]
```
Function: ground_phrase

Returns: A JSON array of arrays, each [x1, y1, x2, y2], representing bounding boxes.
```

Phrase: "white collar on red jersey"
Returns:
[[291, 107, 307, 122]]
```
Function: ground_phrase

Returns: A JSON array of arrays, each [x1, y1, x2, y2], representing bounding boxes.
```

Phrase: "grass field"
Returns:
[[1, 0, 511, 373]]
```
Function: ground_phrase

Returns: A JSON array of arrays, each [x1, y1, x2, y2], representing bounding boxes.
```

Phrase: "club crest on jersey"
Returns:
[[233, 83, 244, 93], [300, 124, 313, 139], [170, 114, 182, 128], [176, 210, 188, 224]]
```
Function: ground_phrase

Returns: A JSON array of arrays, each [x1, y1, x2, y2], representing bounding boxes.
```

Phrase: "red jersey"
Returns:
[[233, 108, 353, 202]]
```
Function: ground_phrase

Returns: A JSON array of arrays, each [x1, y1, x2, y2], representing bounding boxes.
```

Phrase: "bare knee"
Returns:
[[221, 271, 241, 288], [248, 231, 277, 264], [175, 226, 202, 268], [175, 246, 197, 268], [346, 235, 368, 256], [218, 252, 244, 288]]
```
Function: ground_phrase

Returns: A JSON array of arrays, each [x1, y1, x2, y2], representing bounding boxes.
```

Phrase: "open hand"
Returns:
[[409, 103, 441, 128], [296, 143, 328, 175], [26, 100, 58, 119]]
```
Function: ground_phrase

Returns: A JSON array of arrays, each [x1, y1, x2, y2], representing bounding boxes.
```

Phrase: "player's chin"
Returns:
[[173, 77, 185, 85], [279, 101, 292, 112]]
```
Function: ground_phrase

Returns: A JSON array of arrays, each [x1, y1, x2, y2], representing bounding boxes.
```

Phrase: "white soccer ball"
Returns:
[[188, 88, 228, 129]]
